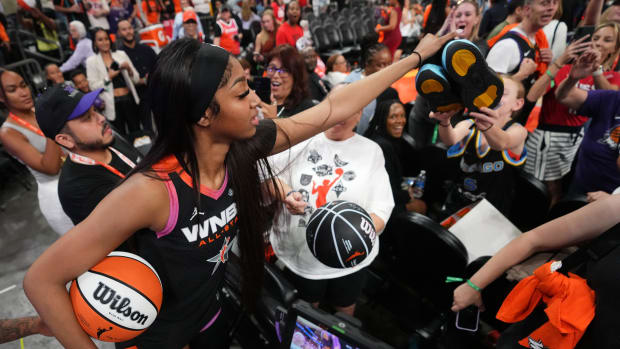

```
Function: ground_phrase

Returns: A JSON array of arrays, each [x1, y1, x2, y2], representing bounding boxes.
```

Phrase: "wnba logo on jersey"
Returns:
[[181, 203, 238, 243], [92, 282, 149, 325]]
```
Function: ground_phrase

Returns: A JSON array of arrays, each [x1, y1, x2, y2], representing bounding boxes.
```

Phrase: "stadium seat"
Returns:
[[508, 170, 551, 232], [380, 212, 468, 309], [546, 196, 588, 222]]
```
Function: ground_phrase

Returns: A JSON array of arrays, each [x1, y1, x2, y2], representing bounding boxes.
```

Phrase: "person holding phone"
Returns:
[[524, 23, 620, 206], [86, 28, 140, 137]]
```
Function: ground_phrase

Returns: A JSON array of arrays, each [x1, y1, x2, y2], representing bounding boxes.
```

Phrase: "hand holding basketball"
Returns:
[[69, 252, 162, 342], [306, 201, 377, 268]]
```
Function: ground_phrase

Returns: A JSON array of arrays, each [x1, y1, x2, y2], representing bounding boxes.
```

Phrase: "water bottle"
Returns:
[[412, 170, 426, 199]]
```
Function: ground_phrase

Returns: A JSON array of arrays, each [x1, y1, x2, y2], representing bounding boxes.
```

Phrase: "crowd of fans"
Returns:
[[2, 0, 620, 347]]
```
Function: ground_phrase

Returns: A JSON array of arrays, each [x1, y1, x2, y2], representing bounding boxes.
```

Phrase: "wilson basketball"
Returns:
[[69, 251, 163, 342], [306, 200, 377, 268]]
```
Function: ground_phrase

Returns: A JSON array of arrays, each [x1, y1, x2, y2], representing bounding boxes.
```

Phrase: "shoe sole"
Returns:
[[415, 64, 462, 112], [442, 40, 503, 111]]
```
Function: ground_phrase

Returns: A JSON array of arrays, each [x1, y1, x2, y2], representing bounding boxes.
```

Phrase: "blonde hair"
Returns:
[[594, 22, 620, 70], [455, 0, 481, 42]]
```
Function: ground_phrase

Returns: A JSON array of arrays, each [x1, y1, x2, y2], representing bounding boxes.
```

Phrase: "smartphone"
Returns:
[[110, 61, 120, 71], [254, 77, 271, 103], [571, 25, 594, 43], [455, 306, 480, 332]]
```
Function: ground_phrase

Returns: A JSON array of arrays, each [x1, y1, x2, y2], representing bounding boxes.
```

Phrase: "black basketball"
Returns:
[[306, 200, 377, 268]]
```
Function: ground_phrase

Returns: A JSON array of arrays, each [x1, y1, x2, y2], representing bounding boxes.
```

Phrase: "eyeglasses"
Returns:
[[266, 65, 290, 76]]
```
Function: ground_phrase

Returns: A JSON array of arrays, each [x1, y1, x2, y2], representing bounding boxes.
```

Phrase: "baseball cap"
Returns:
[[183, 10, 198, 23], [35, 85, 103, 139]]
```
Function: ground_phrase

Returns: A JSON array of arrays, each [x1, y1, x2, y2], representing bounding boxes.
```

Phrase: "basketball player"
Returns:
[[24, 33, 455, 349], [35, 85, 142, 225]]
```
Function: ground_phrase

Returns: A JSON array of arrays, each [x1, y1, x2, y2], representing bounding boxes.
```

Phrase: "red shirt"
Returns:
[[540, 65, 620, 127], [271, 1, 285, 22], [275, 22, 303, 47]]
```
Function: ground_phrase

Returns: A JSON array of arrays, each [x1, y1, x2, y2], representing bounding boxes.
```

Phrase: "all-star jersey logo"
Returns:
[[206, 236, 235, 275]]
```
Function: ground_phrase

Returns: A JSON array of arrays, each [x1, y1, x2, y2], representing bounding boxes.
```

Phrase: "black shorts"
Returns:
[[284, 268, 367, 307]]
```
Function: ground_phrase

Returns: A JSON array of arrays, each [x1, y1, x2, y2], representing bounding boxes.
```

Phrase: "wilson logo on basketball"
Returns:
[[93, 282, 149, 325], [359, 218, 376, 244]]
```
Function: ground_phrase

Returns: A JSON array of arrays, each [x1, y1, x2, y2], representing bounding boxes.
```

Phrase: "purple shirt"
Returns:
[[60, 38, 94, 73], [575, 90, 620, 193]]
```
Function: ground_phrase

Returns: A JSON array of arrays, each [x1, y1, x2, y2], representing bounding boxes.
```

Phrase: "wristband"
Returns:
[[479, 124, 493, 132], [593, 65, 604, 77], [411, 51, 422, 69], [445, 276, 482, 292], [546, 70, 555, 88]]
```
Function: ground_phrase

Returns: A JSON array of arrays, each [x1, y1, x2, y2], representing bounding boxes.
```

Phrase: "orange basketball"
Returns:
[[69, 251, 163, 342]]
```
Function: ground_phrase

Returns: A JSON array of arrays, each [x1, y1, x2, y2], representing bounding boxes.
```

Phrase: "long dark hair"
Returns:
[[128, 38, 281, 309], [268, 44, 309, 109], [91, 27, 116, 53], [364, 99, 403, 139], [424, 0, 447, 35]]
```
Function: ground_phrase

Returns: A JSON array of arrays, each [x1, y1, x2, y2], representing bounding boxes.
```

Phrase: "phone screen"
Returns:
[[254, 77, 272, 103], [455, 306, 480, 332]]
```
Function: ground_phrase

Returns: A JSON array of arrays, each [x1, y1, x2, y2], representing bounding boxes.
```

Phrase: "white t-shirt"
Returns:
[[86, 0, 110, 29], [543, 20, 567, 61], [269, 133, 395, 279], [486, 27, 534, 74]]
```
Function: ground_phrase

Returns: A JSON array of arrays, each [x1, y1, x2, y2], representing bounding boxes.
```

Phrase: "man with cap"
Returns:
[[214, 6, 241, 55], [36, 85, 141, 224]]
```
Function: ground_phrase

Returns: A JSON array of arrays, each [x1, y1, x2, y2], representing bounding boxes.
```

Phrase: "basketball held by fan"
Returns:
[[306, 200, 377, 268], [69, 251, 163, 342]]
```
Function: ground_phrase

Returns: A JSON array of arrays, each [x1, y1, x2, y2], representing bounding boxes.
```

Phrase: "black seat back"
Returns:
[[382, 212, 468, 309], [339, 22, 356, 46], [322, 23, 342, 49], [311, 26, 331, 53], [508, 170, 550, 232]]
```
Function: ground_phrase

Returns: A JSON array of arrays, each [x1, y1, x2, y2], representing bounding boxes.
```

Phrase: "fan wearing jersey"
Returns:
[[35, 85, 141, 225], [214, 7, 241, 55], [431, 75, 528, 215], [24, 33, 455, 348], [269, 85, 394, 316]]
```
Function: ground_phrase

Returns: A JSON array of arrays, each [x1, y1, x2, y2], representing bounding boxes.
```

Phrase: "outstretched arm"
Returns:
[[270, 32, 457, 154], [451, 193, 620, 312], [0, 317, 51, 344]]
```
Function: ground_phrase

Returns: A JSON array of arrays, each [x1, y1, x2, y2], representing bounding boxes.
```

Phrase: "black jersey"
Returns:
[[447, 120, 526, 214], [117, 119, 277, 348]]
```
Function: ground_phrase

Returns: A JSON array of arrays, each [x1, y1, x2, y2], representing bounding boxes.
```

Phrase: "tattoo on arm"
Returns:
[[0, 317, 40, 344]]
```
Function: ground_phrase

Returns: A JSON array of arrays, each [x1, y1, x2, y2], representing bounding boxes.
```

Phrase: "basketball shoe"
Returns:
[[441, 39, 504, 111]]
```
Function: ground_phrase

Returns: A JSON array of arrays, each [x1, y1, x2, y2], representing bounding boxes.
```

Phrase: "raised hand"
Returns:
[[556, 34, 591, 67], [414, 32, 458, 62], [429, 109, 460, 124], [569, 48, 601, 80]]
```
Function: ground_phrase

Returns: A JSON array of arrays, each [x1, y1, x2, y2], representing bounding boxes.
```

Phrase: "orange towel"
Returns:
[[496, 261, 596, 349]]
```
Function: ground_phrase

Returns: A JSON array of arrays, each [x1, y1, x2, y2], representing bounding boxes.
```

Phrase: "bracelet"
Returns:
[[546, 70, 556, 88], [285, 190, 296, 197], [466, 279, 482, 292], [552, 61, 562, 70], [445, 276, 482, 292], [593, 65, 604, 77], [439, 121, 450, 127], [411, 51, 423, 69], [479, 124, 493, 132]]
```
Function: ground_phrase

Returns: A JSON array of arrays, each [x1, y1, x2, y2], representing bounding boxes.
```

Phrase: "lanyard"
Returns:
[[8, 113, 45, 137], [69, 147, 136, 178]]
